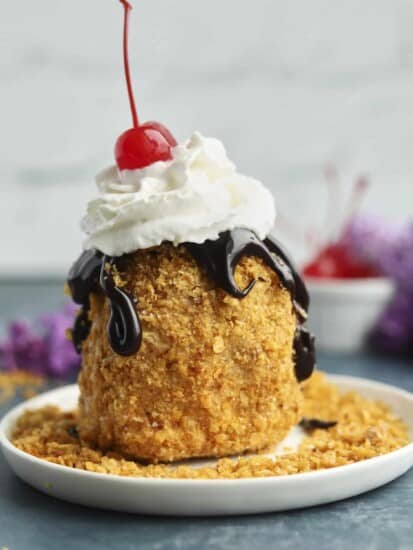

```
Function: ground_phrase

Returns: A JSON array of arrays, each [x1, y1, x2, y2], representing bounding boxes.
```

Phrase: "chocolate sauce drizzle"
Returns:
[[185, 230, 295, 299], [68, 249, 101, 353], [68, 250, 141, 356], [299, 418, 338, 432], [99, 256, 142, 355], [186, 229, 315, 382], [67, 228, 315, 381]]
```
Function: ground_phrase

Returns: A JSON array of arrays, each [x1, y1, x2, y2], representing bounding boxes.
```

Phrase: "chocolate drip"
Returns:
[[265, 236, 309, 318], [264, 238, 315, 383], [67, 425, 79, 439], [186, 229, 315, 382], [68, 250, 102, 353], [68, 249, 102, 303], [294, 326, 316, 382], [185, 229, 294, 299], [265, 239, 315, 383], [68, 250, 141, 356], [299, 417, 337, 431], [100, 256, 142, 355], [67, 229, 315, 383]]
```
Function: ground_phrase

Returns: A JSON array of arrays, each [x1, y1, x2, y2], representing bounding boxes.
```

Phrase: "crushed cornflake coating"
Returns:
[[0, 370, 45, 404], [77, 244, 302, 463], [11, 372, 410, 479]]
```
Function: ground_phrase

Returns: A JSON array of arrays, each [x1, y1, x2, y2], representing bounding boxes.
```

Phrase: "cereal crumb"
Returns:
[[212, 336, 225, 353], [12, 372, 410, 479], [0, 371, 44, 404]]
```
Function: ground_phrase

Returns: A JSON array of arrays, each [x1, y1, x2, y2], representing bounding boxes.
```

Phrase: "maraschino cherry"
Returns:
[[303, 243, 379, 279], [115, 0, 177, 171], [303, 174, 379, 279]]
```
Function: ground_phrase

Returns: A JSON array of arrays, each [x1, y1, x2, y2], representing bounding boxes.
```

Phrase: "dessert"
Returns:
[[67, 0, 315, 463]]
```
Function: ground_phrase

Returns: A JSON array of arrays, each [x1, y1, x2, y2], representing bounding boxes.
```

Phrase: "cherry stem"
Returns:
[[323, 163, 342, 245], [120, 0, 139, 128], [342, 175, 369, 228]]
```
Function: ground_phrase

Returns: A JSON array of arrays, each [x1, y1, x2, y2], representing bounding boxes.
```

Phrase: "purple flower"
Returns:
[[378, 223, 413, 291], [40, 302, 81, 377], [370, 290, 413, 355], [343, 216, 413, 286], [342, 214, 404, 271], [0, 302, 81, 378], [0, 322, 49, 375], [343, 214, 413, 356]]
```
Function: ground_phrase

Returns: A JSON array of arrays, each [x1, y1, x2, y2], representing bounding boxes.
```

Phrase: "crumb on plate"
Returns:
[[0, 370, 44, 404], [11, 372, 410, 479]]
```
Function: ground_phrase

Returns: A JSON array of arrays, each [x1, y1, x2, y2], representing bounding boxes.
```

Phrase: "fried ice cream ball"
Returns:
[[77, 243, 302, 463]]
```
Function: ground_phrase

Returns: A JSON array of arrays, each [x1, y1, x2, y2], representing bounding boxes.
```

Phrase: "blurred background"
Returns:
[[0, 0, 412, 361], [1, 7, 413, 533], [1, 0, 412, 276]]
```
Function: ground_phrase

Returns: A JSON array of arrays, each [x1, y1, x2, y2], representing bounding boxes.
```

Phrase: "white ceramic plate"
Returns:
[[1, 375, 413, 516]]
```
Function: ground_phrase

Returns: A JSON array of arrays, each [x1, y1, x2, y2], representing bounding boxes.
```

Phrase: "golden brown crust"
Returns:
[[77, 243, 301, 462]]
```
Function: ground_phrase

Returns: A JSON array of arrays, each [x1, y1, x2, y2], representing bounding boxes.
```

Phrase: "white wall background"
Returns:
[[1, 0, 412, 276]]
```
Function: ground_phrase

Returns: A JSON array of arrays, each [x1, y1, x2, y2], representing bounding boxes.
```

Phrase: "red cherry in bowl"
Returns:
[[115, 122, 178, 171], [303, 243, 379, 279]]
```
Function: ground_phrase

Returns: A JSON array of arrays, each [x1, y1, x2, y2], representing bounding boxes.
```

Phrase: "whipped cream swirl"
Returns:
[[82, 132, 276, 256]]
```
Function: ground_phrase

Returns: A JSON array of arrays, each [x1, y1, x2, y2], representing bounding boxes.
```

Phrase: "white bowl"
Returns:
[[305, 277, 395, 353]]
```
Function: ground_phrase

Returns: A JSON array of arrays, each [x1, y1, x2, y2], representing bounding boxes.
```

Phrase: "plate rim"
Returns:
[[1, 373, 413, 487]]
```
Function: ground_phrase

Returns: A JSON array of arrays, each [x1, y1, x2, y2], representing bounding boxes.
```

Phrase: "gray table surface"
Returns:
[[0, 280, 412, 550]]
